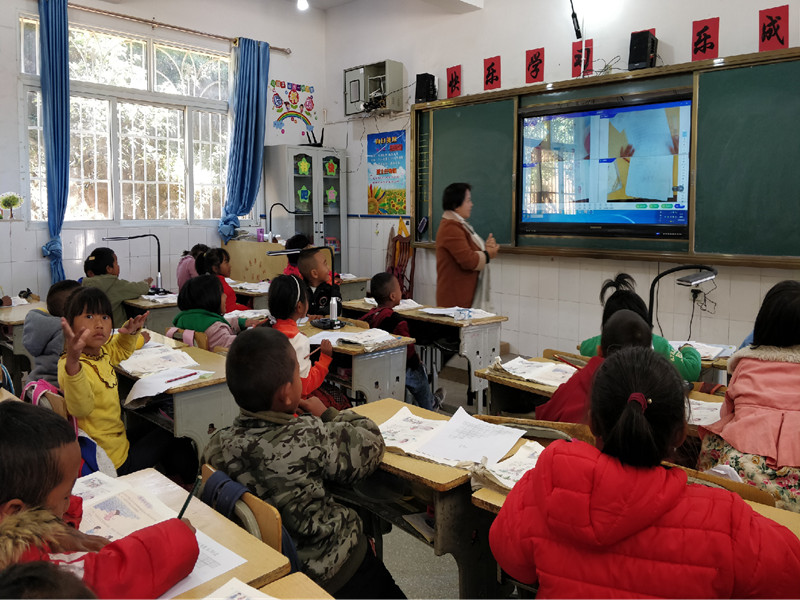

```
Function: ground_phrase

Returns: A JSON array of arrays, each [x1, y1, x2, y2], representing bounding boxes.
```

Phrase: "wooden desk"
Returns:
[[299, 321, 413, 404], [260, 572, 333, 599], [118, 330, 236, 459], [343, 300, 508, 414], [231, 286, 270, 310], [0, 300, 46, 392], [125, 297, 179, 336], [339, 277, 369, 301], [349, 398, 504, 598], [120, 468, 290, 597]]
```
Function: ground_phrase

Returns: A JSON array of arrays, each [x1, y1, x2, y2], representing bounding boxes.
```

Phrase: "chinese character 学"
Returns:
[[528, 51, 542, 80], [693, 25, 715, 55], [762, 14, 784, 45], [448, 70, 460, 94], [485, 61, 499, 86]]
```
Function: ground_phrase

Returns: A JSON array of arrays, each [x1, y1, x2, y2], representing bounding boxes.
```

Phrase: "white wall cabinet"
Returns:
[[263, 145, 348, 273]]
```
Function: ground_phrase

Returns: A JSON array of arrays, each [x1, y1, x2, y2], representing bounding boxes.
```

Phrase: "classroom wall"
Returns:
[[325, 0, 800, 354]]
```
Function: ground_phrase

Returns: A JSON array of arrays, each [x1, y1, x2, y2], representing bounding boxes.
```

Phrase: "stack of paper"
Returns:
[[8, 296, 28, 307], [492, 356, 576, 387], [72, 472, 245, 599], [339, 273, 358, 281], [363, 297, 423, 311], [378, 406, 525, 467], [139, 293, 179, 303], [225, 309, 271, 320], [669, 341, 737, 360], [233, 281, 271, 293], [420, 306, 495, 319], [119, 345, 199, 377], [206, 577, 277, 600], [337, 328, 396, 351], [688, 398, 722, 427]]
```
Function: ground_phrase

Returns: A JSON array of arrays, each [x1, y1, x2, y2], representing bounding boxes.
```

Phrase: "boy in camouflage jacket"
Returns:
[[203, 328, 404, 598]]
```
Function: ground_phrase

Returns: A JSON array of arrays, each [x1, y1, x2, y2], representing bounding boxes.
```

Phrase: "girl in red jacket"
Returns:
[[0, 401, 198, 599], [195, 248, 249, 314], [490, 346, 800, 598]]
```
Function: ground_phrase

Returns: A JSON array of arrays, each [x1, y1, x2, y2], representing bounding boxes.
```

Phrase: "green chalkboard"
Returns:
[[431, 100, 515, 244], [695, 60, 800, 256]]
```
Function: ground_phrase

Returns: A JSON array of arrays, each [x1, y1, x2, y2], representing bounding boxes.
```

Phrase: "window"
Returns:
[[21, 17, 233, 223]]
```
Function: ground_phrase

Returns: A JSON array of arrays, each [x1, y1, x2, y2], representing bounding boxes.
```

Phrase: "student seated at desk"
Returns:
[[489, 347, 800, 598], [176, 243, 209, 291], [82, 247, 153, 329], [203, 328, 405, 599], [579, 273, 701, 381], [283, 234, 312, 278], [23, 279, 80, 387], [537, 309, 651, 424], [0, 402, 199, 599], [698, 280, 800, 513], [361, 272, 444, 411], [172, 275, 265, 350], [195, 248, 249, 314], [298, 248, 341, 318]]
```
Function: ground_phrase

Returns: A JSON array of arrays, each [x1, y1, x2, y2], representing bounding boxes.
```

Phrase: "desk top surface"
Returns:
[[340, 277, 370, 285], [342, 299, 508, 327], [0, 301, 46, 325], [120, 468, 290, 597], [259, 572, 333, 599], [350, 398, 472, 492], [298, 322, 414, 356], [125, 297, 178, 309]]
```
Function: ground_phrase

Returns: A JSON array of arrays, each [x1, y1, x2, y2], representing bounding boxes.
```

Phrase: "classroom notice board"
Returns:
[[430, 100, 515, 245], [694, 60, 800, 257]]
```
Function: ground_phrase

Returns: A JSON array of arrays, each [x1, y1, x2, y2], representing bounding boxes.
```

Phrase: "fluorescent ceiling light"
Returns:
[[298, 0, 309, 10]]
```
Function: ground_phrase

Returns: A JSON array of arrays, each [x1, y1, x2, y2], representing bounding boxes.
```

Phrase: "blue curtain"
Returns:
[[218, 38, 270, 242], [38, 0, 70, 283]]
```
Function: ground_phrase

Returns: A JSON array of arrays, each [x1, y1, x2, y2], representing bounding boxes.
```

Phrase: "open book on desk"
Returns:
[[470, 440, 547, 493], [490, 356, 576, 387], [336, 328, 397, 351], [669, 341, 737, 360]]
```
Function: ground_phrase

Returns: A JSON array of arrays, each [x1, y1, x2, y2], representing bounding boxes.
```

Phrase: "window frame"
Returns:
[[18, 12, 243, 229]]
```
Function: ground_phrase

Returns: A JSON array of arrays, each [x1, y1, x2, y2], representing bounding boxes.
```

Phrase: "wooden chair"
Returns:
[[386, 234, 415, 299], [199, 464, 282, 551], [165, 327, 209, 351]]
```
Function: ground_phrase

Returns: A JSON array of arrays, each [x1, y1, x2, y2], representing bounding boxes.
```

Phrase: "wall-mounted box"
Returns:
[[344, 60, 405, 115]]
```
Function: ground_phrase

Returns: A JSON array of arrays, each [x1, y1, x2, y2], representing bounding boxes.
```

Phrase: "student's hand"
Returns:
[[52, 526, 110, 553], [486, 234, 499, 259], [244, 318, 267, 328], [61, 317, 91, 376], [320, 339, 333, 356], [120, 312, 148, 335], [180, 518, 196, 534], [333, 273, 342, 285], [298, 396, 327, 417], [145, 277, 154, 286], [620, 143, 635, 159], [140, 330, 151, 344]]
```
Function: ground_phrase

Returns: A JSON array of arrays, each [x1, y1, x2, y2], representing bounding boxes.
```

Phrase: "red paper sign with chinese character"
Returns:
[[692, 17, 719, 60], [446, 65, 461, 98], [525, 48, 545, 83], [571, 39, 593, 77], [483, 56, 501, 90], [759, 5, 789, 51]]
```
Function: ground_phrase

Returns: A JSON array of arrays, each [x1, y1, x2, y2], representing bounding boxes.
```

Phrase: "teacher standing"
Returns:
[[436, 183, 499, 308]]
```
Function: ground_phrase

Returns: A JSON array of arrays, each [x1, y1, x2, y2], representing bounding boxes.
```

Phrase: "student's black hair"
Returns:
[[83, 247, 115, 277], [226, 328, 297, 412], [182, 243, 210, 258], [752, 280, 800, 347], [63, 287, 113, 326], [195, 247, 230, 276], [285, 234, 312, 266], [600, 309, 653, 356], [370, 272, 396, 305], [0, 561, 97, 599], [178, 274, 224, 314], [268, 275, 308, 320], [0, 402, 77, 507], [441, 182, 471, 211], [599, 273, 649, 325], [590, 347, 686, 467], [46, 280, 80, 317], [297, 248, 322, 281]]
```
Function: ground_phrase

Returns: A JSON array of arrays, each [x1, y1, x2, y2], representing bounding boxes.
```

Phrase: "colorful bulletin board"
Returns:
[[270, 79, 318, 141], [367, 130, 407, 215]]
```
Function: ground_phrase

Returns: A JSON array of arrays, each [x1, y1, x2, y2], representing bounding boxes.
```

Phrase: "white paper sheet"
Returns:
[[669, 341, 737, 360], [339, 273, 358, 281], [417, 407, 525, 464], [337, 328, 396, 351], [688, 398, 722, 427], [159, 532, 246, 599], [485, 441, 547, 490], [119, 345, 200, 377], [232, 281, 271, 293], [498, 357, 576, 387], [379, 406, 447, 454], [9, 296, 28, 307], [139, 293, 179, 304], [124, 368, 214, 405], [307, 331, 357, 345], [205, 577, 276, 600], [225, 309, 271, 320]]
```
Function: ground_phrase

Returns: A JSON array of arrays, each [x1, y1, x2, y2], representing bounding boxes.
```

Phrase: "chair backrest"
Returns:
[[476, 414, 596, 444], [386, 234, 415, 299], [200, 464, 282, 551], [165, 327, 209, 351]]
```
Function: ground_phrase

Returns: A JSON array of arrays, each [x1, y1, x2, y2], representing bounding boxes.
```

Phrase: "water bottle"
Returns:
[[329, 297, 340, 322]]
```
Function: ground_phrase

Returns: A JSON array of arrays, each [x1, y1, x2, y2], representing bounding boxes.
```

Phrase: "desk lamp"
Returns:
[[267, 202, 307, 243], [102, 234, 168, 295], [647, 264, 717, 326]]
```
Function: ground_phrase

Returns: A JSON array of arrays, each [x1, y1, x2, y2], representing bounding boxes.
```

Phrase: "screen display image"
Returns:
[[518, 99, 691, 239]]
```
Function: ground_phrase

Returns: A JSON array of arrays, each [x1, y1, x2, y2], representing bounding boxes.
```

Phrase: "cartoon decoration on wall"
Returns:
[[271, 79, 318, 138]]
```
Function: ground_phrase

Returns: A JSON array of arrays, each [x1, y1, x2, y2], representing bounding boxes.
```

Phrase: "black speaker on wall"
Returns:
[[628, 31, 658, 71], [415, 73, 437, 103]]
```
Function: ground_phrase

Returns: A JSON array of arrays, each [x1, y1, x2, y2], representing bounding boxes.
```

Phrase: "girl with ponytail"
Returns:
[[490, 346, 800, 598]]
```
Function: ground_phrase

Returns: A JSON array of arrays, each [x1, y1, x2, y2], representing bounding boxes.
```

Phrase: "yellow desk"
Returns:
[[124, 297, 179, 336], [118, 330, 236, 459], [349, 398, 504, 598], [299, 321, 414, 403], [0, 300, 46, 392], [343, 300, 508, 413], [260, 572, 333, 599], [120, 468, 290, 598]]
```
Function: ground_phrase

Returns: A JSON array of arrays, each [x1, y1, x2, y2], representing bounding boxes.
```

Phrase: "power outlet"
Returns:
[[691, 288, 702, 302]]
